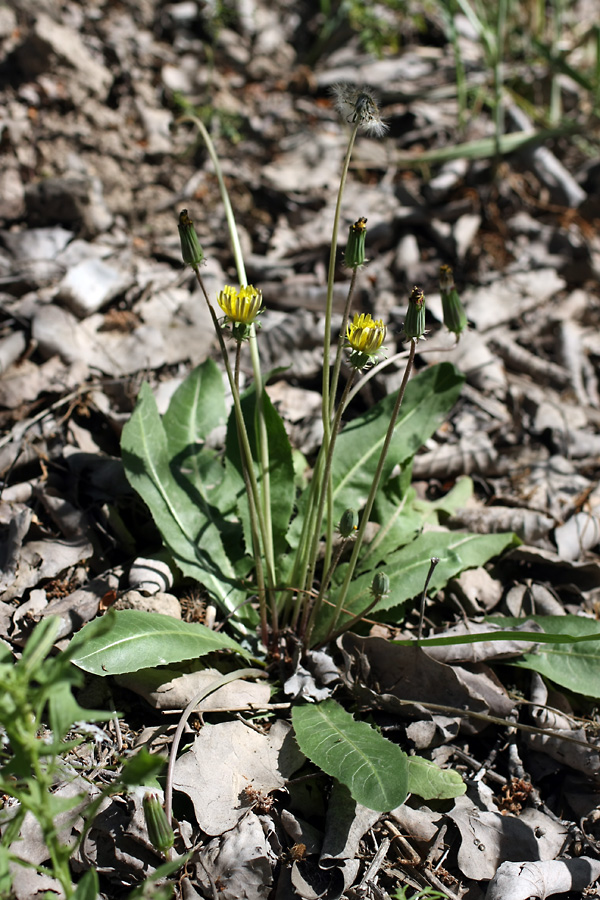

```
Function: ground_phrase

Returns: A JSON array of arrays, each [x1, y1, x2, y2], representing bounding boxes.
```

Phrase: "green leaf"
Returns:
[[330, 363, 464, 524], [367, 476, 474, 572], [491, 614, 600, 699], [20, 616, 61, 676], [121, 382, 249, 627], [314, 530, 519, 642], [162, 361, 243, 550], [48, 680, 114, 739], [120, 747, 167, 786], [292, 699, 408, 812], [407, 756, 465, 800], [163, 360, 227, 451], [72, 867, 99, 900], [365, 465, 420, 569], [69, 610, 251, 676]]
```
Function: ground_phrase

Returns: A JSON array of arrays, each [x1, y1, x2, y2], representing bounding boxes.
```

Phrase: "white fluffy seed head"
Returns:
[[331, 83, 388, 137]]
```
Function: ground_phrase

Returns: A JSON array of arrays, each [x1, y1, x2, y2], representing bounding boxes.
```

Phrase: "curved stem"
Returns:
[[165, 668, 267, 826], [321, 122, 359, 446], [178, 114, 274, 601]]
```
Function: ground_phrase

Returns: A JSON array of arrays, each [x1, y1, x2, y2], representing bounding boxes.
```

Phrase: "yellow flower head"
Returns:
[[347, 313, 386, 354], [217, 285, 263, 325], [346, 313, 386, 369]]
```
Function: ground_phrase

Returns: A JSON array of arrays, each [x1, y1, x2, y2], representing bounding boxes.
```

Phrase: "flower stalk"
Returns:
[[180, 213, 276, 642], [323, 310, 420, 643], [177, 116, 275, 610]]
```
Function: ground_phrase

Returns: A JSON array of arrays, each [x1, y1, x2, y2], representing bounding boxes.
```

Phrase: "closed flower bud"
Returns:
[[345, 217, 367, 269], [404, 286, 426, 342], [143, 792, 174, 854], [439, 264, 467, 338], [371, 571, 390, 599], [178, 209, 204, 268], [339, 508, 358, 538]]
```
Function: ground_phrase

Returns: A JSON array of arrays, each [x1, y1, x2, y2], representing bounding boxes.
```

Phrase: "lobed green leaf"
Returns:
[[292, 699, 408, 812]]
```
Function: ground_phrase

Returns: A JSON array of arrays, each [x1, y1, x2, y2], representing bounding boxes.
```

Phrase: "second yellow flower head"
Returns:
[[346, 313, 386, 355]]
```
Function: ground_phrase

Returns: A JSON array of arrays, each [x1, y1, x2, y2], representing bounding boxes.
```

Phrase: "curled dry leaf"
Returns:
[[448, 505, 554, 545], [486, 857, 600, 900], [115, 665, 271, 711], [172, 719, 304, 836], [448, 796, 567, 882], [525, 673, 600, 778], [195, 811, 277, 900], [340, 633, 515, 735]]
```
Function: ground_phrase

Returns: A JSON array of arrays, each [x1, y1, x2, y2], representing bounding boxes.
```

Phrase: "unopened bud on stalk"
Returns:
[[345, 217, 367, 269], [439, 264, 467, 338], [143, 792, 174, 854], [178, 209, 204, 268], [404, 286, 426, 342], [339, 508, 358, 538], [371, 571, 390, 600]]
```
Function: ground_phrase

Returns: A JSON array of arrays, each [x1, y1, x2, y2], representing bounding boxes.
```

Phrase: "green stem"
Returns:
[[179, 114, 274, 600], [324, 339, 417, 642], [302, 372, 355, 646], [321, 122, 359, 439], [31, 751, 74, 898], [328, 267, 358, 420], [165, 668, 268, 825], [235, 342, 269, 645], [322, 266, 359, 579], [493, 0, 508, 161], [194, 268, 277, 638], [286, 450, 326, 628], [285, 123, 361, 625]]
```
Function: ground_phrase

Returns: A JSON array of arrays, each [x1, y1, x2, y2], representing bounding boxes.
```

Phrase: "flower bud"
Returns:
[[345, 217, 367, 269], [404, 286, 426, 342], [143, 792, 174, 854], [178, 209, 204, 268], [439, 264, 467, 338], [339, 508, 358, 539], [371, 571, 390, 599]]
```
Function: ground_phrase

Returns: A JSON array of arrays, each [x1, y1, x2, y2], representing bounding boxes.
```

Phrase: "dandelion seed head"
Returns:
[[331, 83, 388, 137]]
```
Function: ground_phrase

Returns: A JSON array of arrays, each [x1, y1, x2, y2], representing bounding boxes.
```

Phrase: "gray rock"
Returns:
[[1, 226, 74, 261], [15, 13, 112, 98], [25, 174, 113, 237], [0, 167, 25, 221], [114, 590, 182, 618], [57, 257, 132, 317], [32, 303, 86, 362]]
